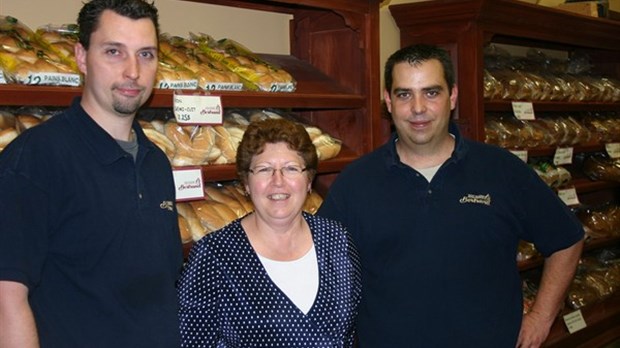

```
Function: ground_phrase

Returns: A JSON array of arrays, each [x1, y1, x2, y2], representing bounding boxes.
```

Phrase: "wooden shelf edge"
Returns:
[[485, 100, 620, 112]]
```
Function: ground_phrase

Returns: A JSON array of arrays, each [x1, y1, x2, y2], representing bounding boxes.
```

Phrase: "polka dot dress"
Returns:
[[177, 212, 362, 347]]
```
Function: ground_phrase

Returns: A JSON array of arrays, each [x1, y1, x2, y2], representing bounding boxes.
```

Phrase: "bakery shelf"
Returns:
[[0, 55, 365, 109], [485, 100, 620, 113]]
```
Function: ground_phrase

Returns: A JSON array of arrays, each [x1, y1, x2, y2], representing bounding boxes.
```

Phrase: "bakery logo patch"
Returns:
[[459, 193, 491, 206], [160, 200, 174, 211]]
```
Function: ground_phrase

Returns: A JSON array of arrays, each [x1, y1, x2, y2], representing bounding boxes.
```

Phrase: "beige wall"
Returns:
[[380, 0, 424, 91]]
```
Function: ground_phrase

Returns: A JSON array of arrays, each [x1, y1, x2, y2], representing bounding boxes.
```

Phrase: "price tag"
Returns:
[[553, 147, 573, 166], [173, 167, 205, 202], [173, 93, 223, 125], [563, 310, 587, 334], [509, 150, 528, 163], [557, 187, 580, 206], [21, 72, 81, 87], [202, 82, 244, 91], [605, 143, 620, 159], [511, 101, 536, 120], [158, 79, 199, 90]]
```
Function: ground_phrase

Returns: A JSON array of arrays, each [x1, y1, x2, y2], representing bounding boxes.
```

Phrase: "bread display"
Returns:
[[197, 37, 296, 92], [159, 34, 242, 91], [483, 45, 620, 102], [0, 127, 18, 152], [139, 119, 176, 162], [566, 254, 620, 310], [176, 201, 207, 243], [164, 119, 221, 166], [485, 114, 595, 149], [0, 16, 79, 86], [531, 161, 571, 189], [582, 153, 620, 183]]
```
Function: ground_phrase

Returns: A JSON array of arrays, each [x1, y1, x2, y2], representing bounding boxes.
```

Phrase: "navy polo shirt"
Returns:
[[0, 98, 183, 347], [318, 122, 584, 347]]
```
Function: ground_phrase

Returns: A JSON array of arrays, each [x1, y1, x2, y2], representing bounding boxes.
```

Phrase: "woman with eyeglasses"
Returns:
[[177, 118, 361, 348]]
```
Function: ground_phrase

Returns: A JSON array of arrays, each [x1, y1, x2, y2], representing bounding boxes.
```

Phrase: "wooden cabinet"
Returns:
[[0, 0, 384, 193], [389, 0, 620, 346]]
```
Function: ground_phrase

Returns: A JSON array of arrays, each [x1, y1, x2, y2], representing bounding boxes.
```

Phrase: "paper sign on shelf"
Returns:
[[511, 101, 536, 120], [563, 310, 587, 334], [605, 143, 620, 159], [173, 167, 205, 202], [558, 187, 580, 206], [173, 91, 223, 125], [553, 147, 573, 166]]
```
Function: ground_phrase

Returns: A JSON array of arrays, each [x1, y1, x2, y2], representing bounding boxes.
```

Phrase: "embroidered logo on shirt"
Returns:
[[160, 200, 174, 211], [459, 194, 491, 206]]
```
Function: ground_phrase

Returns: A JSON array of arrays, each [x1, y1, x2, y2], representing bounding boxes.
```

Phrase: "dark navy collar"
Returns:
[[384, 121, 468, 169], [64, 97, 155, 166]]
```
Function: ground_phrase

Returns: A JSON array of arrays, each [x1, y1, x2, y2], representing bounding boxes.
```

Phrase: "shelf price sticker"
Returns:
[[557, 187, 580, 207], [553, 147, 573, 166], [509, 149, 528, 163], [563, 310, 587, 334], [173, 92, 223, 125], [20, 72, 81, 87], [511, 101, 536, 120], [173, 167, 205, 202], [605, 143, 620, 159]]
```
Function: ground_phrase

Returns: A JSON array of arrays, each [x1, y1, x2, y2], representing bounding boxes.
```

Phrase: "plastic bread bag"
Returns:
[[566, 273, 600, 309], [199, 37, 296, 92], [0, 109, 18, 152], [34, 23, 79, 72], [577, 204, 615, 239], [531, 161, 560, 187], [155, 58, 199, 90], [163, 119, 221, 166], [0, 16, 79, 86], [483, 69, 504, 99], [161, 33, 243, 91], [583, 153, 620, 182], [517, 240, 539, 262]]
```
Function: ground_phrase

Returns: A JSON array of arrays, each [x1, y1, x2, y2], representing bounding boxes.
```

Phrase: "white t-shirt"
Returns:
[[258, 245, 319, 314]]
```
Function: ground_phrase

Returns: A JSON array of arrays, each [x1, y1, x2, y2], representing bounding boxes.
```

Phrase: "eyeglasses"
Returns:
[[249, 165, 307, 179]]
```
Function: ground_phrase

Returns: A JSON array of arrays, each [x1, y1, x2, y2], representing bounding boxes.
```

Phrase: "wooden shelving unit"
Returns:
[[0, 0, 384, 194]]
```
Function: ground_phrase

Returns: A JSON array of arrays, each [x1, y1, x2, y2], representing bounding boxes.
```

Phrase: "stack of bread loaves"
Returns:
[[140, 109, 342, 166], [0, 16, 79, 85], [0, 109, 48, 152], [159, 34, 242, 90]]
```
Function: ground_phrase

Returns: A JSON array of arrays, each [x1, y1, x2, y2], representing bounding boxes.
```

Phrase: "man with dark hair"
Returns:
[[0, 1, 182, 347], [319, 44, 584, 347]]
